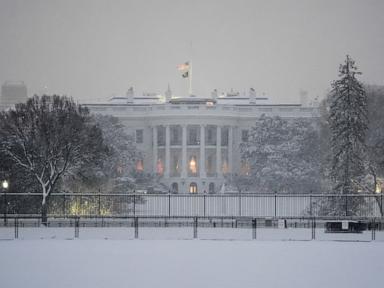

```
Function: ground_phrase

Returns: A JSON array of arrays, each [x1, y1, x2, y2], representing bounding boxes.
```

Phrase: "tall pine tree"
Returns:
[[329, 55, 368, 196]]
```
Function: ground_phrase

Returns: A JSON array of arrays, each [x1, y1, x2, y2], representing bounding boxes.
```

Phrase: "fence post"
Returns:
[[274, 192, 277, 218], [193, 217, 198, 239], [63, 192, 66, 218], [311, 218, 316, 240], [134, 217, 139, 239], [133, 194, 136, 216], [74, 217, 80, 238], [80, 195, 83, 216], [345, 195, 348, 217], [309, 192, 313, 217], [3, 192, 7, 226], [252, 218, 257, 240], [372, 220, 376, 241], [168, 194, 171, 217], [14, 217, 18, 239], [98, 194, 101, 216], [239, 194, 242, 217], [381, 194, 383, 216]]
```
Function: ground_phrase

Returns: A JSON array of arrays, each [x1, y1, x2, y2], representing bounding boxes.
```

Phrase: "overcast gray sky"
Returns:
[[0, 0, 383, 103]]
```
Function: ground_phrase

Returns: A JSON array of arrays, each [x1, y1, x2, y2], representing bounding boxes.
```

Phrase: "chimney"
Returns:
[[249, 88, 256, 104], [126, 87, 134, 103], [211, 89, 218, 100], [165, 84, 172, 102]]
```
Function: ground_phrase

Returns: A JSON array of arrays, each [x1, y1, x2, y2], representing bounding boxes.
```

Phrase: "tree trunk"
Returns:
[[41, 196, 49, 226]]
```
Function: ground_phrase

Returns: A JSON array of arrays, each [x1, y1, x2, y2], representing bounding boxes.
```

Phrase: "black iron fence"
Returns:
[[1, 216, 384, 241], [0, 192, 383, 219]]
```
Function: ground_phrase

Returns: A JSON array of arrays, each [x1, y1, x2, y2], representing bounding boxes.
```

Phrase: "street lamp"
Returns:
[[2, 180, 9, 225], [2, 180, 9, 190]]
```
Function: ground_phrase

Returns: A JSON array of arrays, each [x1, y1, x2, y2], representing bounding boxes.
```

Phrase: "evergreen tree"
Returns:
[[329, 55, 368, 196], [239, 115, 321, 194]]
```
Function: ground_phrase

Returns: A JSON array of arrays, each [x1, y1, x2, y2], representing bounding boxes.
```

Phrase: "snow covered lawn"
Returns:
[[2, 226, 384, 241], [0, 239, 383, 288]]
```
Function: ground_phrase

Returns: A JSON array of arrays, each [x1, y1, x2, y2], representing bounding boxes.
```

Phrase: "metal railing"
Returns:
[[1, 216, 383, 241], [1, 192, 383, 219]]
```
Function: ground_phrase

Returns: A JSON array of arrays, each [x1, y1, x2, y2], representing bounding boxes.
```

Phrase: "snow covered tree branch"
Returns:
[[0, 95, 108, 223], [329, 55, 368, 196], [239, 114, 321, 194]]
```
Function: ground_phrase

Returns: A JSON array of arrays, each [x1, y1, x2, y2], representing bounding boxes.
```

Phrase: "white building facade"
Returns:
[[86, 90, 319, 194], [0, 81, 27, 111]]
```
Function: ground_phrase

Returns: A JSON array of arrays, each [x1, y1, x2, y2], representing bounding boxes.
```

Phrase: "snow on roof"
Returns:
[[107, 92, 270, 106]]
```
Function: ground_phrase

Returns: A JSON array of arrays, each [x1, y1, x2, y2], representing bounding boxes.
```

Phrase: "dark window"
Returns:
[[188, 126, 199, 145], [221, 127, 229, 146], [207, 154, 214, 176], [209, 183, 215, 193], [136, 129, 143, 143], [241, 130, 249, 142], [206, 125, 216, 145], [157, 126, 165, 146], [171, 126, 182, 145], [171, 183, 179, 193]]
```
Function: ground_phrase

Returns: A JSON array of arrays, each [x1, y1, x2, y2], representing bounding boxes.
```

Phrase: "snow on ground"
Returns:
[[1, 226, 384, 241], [0, 229, 384, 288]]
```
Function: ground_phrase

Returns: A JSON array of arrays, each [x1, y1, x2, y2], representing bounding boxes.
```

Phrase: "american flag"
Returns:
[[177, 62, 190, 71]]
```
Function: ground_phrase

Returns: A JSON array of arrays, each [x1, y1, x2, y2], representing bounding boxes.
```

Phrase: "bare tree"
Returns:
[[0, 95, 107, 223]]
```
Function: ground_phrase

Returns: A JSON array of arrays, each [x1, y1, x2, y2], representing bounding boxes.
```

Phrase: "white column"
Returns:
[[153, 126, 158, 174], [228, 126, 233, 174], [216, 126, 222, 177], [181, 125, 187, 178], [200, 125, 206, 178], [165, 125, 170, 178]]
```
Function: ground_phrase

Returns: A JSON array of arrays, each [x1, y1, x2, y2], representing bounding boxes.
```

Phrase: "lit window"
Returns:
[[189, 156, 197, 174], [222, 160, 229, 174], [157, 159, 164, 175], [376, 182, 382, 193], [136, 160, 144, 172], [189, 182, 198, 193], [171, 153, 181, 177]]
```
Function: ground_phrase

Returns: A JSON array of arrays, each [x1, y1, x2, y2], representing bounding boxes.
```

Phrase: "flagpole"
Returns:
[[189, 61, 192, 95]]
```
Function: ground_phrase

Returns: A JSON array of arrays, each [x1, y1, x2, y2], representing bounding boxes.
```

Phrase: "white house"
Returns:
[[85, 88, 319, 194]]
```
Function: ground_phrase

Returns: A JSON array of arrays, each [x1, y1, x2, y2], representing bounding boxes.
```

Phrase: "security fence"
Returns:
[[1, 216, 384, 241], [0, 192, 383, 219]]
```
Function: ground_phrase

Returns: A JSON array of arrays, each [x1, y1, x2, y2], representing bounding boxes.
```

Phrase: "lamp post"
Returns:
[[2, 180, 9, 226]]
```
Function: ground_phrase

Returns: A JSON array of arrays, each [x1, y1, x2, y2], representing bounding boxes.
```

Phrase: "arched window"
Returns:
[[209, 183, 215, 194], [189, 182, 198, 194], [171, 182, 178, 193]]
